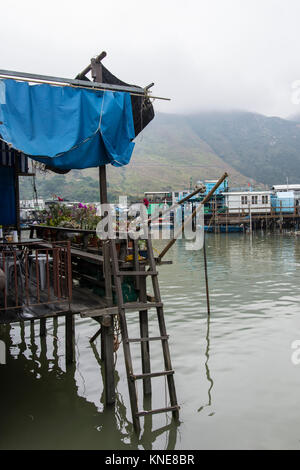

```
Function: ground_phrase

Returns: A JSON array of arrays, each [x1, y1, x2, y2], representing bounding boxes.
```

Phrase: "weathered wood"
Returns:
[[91, 56, 115, 403], [76, 51, 107, 80], [110, 239, 141, 433], [131, 370, 174, 380], [89, 326, 102, 344], [147, 236, 179, 420], [126, 335, 169, 343], [136, 405, 180, 417], [14, 159, 21, 238], [203, 236, 210, 316], [101, 314, 112, 327], [101, 322, 115, 405], [65, 311, 75, 365], [40, 317, 46, 337], [157, 172, 228, 262], [139, 267, 152, 395], [80, 302, 163, 318], [116, 270, 157, 276]]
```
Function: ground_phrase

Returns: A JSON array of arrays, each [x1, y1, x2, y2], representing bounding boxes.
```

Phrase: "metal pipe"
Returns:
[[0, 69, 170, 100], [0, 68, 144, 95]]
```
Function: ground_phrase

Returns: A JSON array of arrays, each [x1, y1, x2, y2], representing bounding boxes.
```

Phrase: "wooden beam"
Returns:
[[76, 51, 107, 80], [91, 58, 115, 406], [157, 172, 228, 262]]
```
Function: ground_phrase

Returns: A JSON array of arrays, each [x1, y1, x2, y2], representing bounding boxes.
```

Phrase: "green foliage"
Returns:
[[41, 202, 101, 229], [187, 111, 300, 185], [20, 174, 101, 202]]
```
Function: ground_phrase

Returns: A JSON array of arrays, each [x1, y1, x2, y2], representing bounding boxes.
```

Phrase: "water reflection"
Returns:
[[2, 233, 300, 449], [198, 315, 214, 413], [0, 323, 179, 449], [138, 395, 179, 450]]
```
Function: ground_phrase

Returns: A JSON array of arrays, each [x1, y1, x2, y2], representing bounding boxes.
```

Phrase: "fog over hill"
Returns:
[[20, 110, 300, 201]]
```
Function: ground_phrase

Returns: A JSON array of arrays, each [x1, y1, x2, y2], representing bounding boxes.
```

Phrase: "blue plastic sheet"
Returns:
[[0, 79, 135, 169]]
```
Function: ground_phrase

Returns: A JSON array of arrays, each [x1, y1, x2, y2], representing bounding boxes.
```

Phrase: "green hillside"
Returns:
[[20, 110, 300, 202], [186, 111, 300, 185]]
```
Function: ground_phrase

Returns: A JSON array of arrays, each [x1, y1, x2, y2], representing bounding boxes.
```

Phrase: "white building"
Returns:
[[20, 199, 45, 210], [272, 184, 300, 194], [223, 191, 273, 214]]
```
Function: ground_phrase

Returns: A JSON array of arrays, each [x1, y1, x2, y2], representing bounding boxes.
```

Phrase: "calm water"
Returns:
[[1, 233, 300, 450]]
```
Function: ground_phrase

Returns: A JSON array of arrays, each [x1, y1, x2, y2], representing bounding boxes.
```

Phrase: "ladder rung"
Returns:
[[130, 370, 174, 380], [126, 335, 169, 343], [136, 405, 180, 417], [116, 270, 157, 276], [121, 301, 163, 311]]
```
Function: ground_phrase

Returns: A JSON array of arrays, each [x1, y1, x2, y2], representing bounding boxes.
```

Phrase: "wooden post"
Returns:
[[99, 165, 115, 405], [91, 57, 115, 405], [101, 314, 115, 405], [14, 157, 21, 239], [226, 207, 228, 233], [203, 236, 210, 316], [40, 317, 46, 337], [65, 311, 75, 365]]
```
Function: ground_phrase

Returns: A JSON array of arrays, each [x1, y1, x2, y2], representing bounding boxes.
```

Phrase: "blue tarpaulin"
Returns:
[[0, 79, 135, 170]]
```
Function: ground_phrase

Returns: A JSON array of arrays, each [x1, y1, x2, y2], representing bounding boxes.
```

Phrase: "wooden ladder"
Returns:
[[110, 236, 179, 433]]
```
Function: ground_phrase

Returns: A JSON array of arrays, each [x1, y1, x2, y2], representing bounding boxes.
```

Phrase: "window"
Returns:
[[252, 195, 258, 204], [241, 195, 248, 205], [262, 195, 268, 204]]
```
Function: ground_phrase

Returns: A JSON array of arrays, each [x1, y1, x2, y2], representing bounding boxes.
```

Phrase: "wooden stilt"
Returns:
[[203, 236, 210, 316], [65, 312, 75, 365], [101, 316, 115, 405], [90, 53, 116, 403], [99, 165, 115, 403], [40, 318, 46, 337]]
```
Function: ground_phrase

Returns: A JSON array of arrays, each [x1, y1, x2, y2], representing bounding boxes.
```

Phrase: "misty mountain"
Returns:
[[20, 110, 300, 202], [186, 111, 300, 185]]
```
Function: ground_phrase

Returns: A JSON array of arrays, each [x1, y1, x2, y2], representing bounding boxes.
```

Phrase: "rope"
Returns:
[[113, 313, 121, 353]]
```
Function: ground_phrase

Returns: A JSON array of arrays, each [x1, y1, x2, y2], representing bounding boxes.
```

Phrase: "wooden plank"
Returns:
[[131, 370, 174, 380], [126, 335, 169, 343], [80, 302, 163, 318], [116, 270, 157, 276], [136, 405, 180, 417]]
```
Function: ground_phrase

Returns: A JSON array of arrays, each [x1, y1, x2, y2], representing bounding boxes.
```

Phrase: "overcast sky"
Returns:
[[1, 0, 300, 118]]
